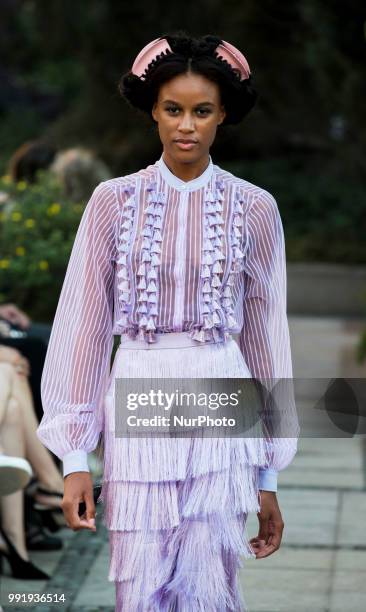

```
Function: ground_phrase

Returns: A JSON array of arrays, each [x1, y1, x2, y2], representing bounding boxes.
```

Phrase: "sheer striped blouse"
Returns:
[[37, 154, 298, 488]]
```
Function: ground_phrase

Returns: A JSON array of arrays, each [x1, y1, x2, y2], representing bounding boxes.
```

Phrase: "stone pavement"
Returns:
[[0, 315, 365, 612]]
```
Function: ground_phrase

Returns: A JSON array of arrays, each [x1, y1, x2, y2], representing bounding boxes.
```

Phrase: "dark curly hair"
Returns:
[[118, 31, 258, 126]]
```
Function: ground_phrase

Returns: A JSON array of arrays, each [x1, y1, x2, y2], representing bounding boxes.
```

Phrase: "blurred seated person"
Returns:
[[7, 139, 111, 201], [7, 140, 56, 185], [0, 453, 32, 498], [0, 363, 64, 579], [49, 146, 112, 201], [0, 304, 50, 422], [0, 360, 64, 507]]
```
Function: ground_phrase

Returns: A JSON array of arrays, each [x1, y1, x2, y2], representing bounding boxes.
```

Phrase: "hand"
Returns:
[[249, 491, 284, 559], [0, 346, 30, 376], [0, 304, 31, 329], [62, 472, 96, 532]]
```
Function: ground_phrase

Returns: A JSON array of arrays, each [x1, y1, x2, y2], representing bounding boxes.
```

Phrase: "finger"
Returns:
[[268, 524, 283, 551], [257, 516, 269, 543], [255, 543, 277, 558], [85, 490, 96, 530], [255, 524, 283, 558], [62, 499, 85, 531], [250, 539, 267, 555], [79, 517, 96, 530]]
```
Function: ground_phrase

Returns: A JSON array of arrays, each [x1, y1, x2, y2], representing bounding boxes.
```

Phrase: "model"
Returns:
[[37, 31, 299, 611]]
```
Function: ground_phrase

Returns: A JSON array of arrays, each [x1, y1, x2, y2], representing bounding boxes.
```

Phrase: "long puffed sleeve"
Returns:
[[37, 182, 118, 476], [239, 189, 299, 491]]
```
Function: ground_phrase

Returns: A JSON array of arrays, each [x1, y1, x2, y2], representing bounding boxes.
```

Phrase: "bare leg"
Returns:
[[10, 372, 64, 499], [0, 364, 13, 445], [0, 386, 29, 561], [0, 365, 11, 454]]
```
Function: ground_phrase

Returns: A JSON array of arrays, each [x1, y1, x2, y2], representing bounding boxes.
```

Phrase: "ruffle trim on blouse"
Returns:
[[115, 183, 137, 333], [134, 180, 166, 344], [115, 180, 167, 344], [115, 176, 246, 346], [188, 180, 245, 344]]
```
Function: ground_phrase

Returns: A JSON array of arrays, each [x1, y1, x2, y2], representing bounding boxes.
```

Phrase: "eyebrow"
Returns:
[[162, 99, 215, 107]]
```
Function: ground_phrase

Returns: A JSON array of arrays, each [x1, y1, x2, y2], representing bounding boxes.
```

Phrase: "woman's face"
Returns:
[[152, 71, 226, 166]]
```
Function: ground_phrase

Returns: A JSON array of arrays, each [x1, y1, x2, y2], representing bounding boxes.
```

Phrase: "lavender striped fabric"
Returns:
[[37, 154, 298, 481]]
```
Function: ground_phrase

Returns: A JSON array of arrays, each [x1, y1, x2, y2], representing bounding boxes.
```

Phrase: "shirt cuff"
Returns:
[[62, 450, 90, 477], [258, 468, 278, 492]]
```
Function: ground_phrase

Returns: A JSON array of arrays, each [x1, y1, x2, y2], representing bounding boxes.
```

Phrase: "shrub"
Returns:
[[0, 170, 84, 321]]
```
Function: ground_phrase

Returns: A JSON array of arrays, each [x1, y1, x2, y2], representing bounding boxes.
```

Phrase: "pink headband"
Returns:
[[131, 37, 251, 81]]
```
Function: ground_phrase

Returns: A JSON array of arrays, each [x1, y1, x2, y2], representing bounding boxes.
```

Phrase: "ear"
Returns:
[[218, 104, 226, 125], [151, 102, 158, 123]]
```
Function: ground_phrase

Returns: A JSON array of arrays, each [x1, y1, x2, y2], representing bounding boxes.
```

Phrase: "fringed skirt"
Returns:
[[99, 332, 267, 612]]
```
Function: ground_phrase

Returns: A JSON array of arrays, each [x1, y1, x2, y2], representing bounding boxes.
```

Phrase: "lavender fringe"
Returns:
[[101, 338, 262, 611]]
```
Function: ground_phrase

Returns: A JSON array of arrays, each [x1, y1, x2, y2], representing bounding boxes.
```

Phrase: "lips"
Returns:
[[174, 139, 198, 144]]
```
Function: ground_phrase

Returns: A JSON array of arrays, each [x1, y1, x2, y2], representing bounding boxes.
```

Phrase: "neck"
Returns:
[[162, 152, 210, 183]]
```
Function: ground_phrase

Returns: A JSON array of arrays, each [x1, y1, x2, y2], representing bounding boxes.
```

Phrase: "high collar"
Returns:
[[157, 154, 214, 191]]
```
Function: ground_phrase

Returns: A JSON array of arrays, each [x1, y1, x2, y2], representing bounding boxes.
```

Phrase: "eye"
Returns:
[[165, 106, 180, 114], [196, 108, 211, 116]]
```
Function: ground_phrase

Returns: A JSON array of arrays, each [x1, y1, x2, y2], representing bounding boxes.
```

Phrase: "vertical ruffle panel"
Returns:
[[115, 184, 137, 333], [188, 179, 246, 345], [220, 188, 246, 333], [189, 178, 229, 344], [135, 180, 167, 344]]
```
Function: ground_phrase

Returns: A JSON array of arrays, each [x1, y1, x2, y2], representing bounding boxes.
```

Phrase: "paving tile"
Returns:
[[280, 468, 364, 489], [329, 591, 366, 612], [337, 492, 366, 547], [333, 549, 366, 571], [240, 567, 331, 612], [331, 570, 366, 591], [73, 543, 114, 607], [245, 548, 333, 571]]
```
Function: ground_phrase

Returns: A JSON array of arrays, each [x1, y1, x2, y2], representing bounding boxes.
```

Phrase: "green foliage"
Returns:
[[0, 171, 84, 321], [225, 157, 366, 264]]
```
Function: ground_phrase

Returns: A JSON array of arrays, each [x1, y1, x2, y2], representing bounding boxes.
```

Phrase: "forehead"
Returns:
[[158, 72, 220, 104]]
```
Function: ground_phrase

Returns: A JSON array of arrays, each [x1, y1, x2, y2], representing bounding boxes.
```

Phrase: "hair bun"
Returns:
[[163, 32, 192, 56], [163, 32, 222, 59]]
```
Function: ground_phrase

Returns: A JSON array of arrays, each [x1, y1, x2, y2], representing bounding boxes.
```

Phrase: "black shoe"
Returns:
[[25, 479, 63, 514], [24, 488, 62, 534], [0, 525, 50, 580], [26, 524, 63, 551], [39, 508, 63, 533]]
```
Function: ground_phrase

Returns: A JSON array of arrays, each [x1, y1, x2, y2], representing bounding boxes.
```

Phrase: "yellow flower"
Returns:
[[1, 175, 12, 185], [15, 246, 26, 256], [0, 259, 10, 269], [25, 218, 35, 228], [38, 260, 49, 270], [16, 180, 27, 191], [11, 211, 22, 222], [47, 203, 61, 216]]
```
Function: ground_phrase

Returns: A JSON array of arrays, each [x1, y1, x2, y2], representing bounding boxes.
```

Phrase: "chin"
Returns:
[[169, 148, 204, 163]]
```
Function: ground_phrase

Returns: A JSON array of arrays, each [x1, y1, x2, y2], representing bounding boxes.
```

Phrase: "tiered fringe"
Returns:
[[100, 338, 263, 611]]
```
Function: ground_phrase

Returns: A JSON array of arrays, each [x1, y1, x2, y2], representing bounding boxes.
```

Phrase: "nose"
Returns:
[[178, 112, 195, 133]]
